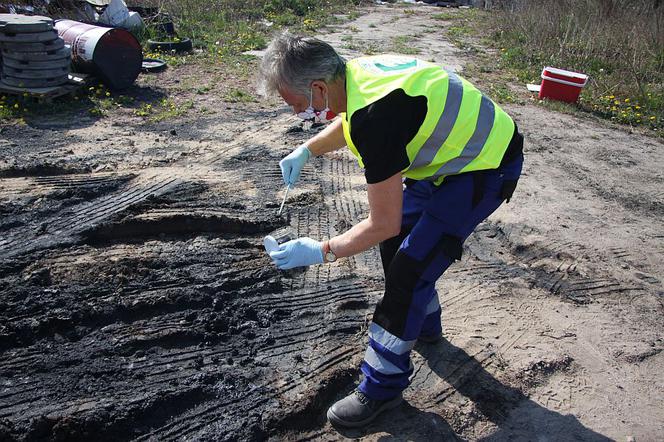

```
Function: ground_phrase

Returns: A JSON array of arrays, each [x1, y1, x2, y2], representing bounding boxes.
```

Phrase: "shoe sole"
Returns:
[[326, 395, 403, 428]]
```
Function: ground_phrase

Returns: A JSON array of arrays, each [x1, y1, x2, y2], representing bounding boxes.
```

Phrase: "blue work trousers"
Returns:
[[358, 154, 523, 400]]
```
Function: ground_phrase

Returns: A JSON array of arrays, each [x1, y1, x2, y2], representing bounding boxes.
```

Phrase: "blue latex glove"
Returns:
[[269, 237, 323, 270], [279, 145, 311, 186]]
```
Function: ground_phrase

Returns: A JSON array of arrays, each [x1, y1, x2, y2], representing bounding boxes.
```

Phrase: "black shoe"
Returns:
[[327, 389, 402, 428], [417, 332, 442, 343]]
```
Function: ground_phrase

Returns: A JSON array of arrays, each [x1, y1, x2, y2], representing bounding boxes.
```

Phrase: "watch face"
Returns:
[[325, 251, 336, 262]]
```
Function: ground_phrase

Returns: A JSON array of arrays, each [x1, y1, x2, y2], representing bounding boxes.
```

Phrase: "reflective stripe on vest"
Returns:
[[428, 94, 495, 180], [409, 72, 464, 170], [341, 56, 514, 184]]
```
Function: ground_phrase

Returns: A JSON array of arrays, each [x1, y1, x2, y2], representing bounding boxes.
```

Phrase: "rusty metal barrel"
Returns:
[[54, 19, 142, 90]]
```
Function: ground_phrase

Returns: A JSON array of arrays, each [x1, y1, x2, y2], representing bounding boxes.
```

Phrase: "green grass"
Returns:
[[431, 6, 662, 135], [224, 88, 256, 103], [390, 35, 420, 55], [134, 98, 194, 122], [432, 12, 456, 21], [347, 10, 361, 20], [485, 83, 523, 105], [492, 38, 663, 134], [0, 83, 120, 121], [342, 35, 381, 55], [154, 0, 360, 50], [485, 1, 663, 135], [0, 1, 365, 124]]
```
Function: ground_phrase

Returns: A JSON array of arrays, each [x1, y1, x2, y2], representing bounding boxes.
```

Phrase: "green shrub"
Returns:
[[153, 0, 359, 55], [489, 0, 663, 132]]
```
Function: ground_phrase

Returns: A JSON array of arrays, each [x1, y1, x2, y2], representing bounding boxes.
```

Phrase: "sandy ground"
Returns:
[[0, 3, 662, 441]]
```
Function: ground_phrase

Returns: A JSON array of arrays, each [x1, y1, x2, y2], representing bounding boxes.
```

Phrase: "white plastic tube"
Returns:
[[263, 235, 279, 254]]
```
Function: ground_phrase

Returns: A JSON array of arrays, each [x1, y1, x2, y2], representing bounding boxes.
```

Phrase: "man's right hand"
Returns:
[[279, 145, 311, 186]]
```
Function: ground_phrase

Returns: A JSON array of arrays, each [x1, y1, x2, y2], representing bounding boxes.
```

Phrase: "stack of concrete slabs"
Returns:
[[0, 14, 71, 88]]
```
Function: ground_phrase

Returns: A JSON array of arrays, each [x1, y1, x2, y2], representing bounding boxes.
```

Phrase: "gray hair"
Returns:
[[259, 31, 346, 97]]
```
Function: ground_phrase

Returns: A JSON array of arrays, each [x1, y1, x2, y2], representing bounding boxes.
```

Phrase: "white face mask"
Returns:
[[297, 87, 335, 124]]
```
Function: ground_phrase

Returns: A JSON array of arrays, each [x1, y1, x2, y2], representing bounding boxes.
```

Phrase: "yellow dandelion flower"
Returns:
[[609, 95, 615, 99], [624, 98, 630, 103], [614, 100, 620, 105], [635, 106, 641, 109], [650, 116, 656, 120]]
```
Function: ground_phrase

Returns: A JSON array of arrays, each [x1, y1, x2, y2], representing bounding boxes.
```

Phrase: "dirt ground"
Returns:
[[1, 4, 663, 441]]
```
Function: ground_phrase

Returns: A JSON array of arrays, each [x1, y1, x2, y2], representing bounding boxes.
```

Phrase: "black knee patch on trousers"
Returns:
[[374, 233, 464, 337], [439, 235, 463, 262], [379, 228, 411, 277], [374, 250, 422, 336]]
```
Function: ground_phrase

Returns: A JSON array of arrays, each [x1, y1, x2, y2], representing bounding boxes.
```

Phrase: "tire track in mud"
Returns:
[[0, 118, 383, 440], [0, 243, 373, 440], [0, 172, 135, 196], [461, 221, 651, 305], [395, 212, 657, 438], [0, 116, 288, 263], [138, 346, 364, 441], [3, 8, 657, 437], [0, 175, 182, 260]]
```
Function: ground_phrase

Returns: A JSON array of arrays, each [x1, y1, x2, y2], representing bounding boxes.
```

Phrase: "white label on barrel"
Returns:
[[73, 27, 107, 62]]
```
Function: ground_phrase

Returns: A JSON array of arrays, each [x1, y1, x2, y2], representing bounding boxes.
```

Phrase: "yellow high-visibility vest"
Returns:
[[340, 55, 515, 184]]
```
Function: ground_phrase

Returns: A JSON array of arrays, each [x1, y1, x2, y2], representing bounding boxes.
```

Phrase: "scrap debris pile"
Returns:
[[0, 1, 186, 96], [0, 14, 70, 88]]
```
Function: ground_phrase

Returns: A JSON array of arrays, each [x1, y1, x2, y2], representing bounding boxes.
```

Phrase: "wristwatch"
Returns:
[[323, 240, 337, 263]]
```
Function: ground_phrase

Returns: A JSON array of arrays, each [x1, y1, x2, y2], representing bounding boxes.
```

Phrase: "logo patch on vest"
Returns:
[[358, 56, 421, 75]]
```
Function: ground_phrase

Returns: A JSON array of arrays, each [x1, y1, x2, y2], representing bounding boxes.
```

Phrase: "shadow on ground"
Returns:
[[331, 339, 612, 441]]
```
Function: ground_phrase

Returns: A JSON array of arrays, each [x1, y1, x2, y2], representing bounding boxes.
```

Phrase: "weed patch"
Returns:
[[224, 88, 256, 103], [134, 98, 194, 122], [486, 0, 663, 135], [432, 12, 456, 21], [431, 3, 663, 135], [390, 35, 420, 55]]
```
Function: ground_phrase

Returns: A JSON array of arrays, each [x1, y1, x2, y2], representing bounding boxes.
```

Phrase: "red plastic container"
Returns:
[[539, 67, 588, 103]]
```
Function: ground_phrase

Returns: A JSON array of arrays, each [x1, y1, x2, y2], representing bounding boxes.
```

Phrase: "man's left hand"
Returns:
[[269, 237, 323, 269]]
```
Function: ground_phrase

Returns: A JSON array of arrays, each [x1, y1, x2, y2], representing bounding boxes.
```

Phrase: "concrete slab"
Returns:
[[0, 30, 59, 43], [2, 56, 71, 70], [1, 38, 65, 53], [2, 45, 70, 60], [0, 14, 53, 33], [3, 66, 69, 79], [1, 73, 69, 88]]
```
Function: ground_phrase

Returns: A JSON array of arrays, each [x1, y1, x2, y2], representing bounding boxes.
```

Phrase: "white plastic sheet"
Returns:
[[98, 0, 129, 26]]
